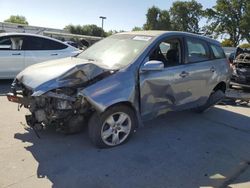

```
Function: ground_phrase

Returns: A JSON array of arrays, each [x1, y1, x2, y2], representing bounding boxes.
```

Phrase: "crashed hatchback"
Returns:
[[7, 31, 231, 148]]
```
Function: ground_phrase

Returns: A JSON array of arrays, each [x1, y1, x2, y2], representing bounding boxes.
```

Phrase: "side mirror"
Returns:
[[140, 60, 164, 72]]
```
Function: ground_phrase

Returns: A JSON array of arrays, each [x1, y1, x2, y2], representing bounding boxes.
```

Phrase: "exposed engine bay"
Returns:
[[8, 81, 92, 134], [231, 47, 250, 88], [7, 57, 115, 134]]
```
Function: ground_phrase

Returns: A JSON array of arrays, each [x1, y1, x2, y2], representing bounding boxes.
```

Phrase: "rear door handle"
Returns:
[[179, 71, 189, 78], [51, 53, 58, 56], [210, 66, 216, 72], [12, 53, 21, 56]]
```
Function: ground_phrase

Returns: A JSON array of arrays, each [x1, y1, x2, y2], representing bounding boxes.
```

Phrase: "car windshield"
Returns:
[[77, 34, 153, 69]]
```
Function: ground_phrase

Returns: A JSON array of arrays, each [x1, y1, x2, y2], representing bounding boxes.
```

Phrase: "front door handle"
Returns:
[[51, 53, 58, 56], [12, 53, 21, 56], [210, 66, 216, 72], [179, 71, 189, 78]]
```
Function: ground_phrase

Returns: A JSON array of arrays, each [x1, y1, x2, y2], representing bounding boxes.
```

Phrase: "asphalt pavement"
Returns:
[[0, 80, 250, 188]]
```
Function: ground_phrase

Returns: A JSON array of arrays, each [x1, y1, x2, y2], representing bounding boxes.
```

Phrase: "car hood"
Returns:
[[16, 57, 111, 96]]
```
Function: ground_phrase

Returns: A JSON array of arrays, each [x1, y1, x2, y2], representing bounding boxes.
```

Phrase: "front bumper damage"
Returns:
[[7, 79, 92, 134]]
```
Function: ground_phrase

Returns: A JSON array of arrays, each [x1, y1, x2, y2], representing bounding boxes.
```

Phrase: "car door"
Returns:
[[0, 35, 25, 79], [139, 36, 215, 119], [22, 36, 70, 68], [182, 37, 216, 104], [139, 36, 197, 118]]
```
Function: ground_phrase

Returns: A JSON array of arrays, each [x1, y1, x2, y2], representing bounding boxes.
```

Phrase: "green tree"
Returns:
[[204, 0, 248, 46], [221, 39, 234, 47], [143, 6, 171, 30], [241, 2, 250, 43], [4, 15, 28, 25], [64, 24, 104, 37], [170, 0, 203, 33], [132, 27, 143, 31]]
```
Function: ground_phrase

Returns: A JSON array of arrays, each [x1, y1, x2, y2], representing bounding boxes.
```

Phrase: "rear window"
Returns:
[[211, 45, 226, 59], [22, 36, 68, 50], [0, 36, 11, 50], [187, 38, 210, 63]]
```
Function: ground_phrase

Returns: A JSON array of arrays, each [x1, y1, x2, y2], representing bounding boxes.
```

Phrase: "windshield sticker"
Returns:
[[133, 36, 152, 41]]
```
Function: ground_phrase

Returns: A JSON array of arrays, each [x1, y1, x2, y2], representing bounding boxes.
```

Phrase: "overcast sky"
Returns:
[[0, 0, 216, 31]]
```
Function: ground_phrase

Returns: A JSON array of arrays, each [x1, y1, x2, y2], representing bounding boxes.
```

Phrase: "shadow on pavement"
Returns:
[[14, 107, 250, 188], [0, 79, 13, 95]]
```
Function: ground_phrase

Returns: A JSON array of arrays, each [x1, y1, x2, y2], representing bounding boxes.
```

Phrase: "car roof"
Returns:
[[0, 32, 71, 46], [118, 30, 221, 46]]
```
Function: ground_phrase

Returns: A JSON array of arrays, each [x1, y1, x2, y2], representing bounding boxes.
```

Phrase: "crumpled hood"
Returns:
[[16, 57, 110, 96]]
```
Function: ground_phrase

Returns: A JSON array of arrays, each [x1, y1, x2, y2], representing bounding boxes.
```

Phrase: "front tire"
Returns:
[[88, 105, 136, 148]]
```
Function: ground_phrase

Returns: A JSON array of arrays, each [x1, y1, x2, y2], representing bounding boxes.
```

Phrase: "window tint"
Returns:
[[0, 36, 24, 50], [187, 38, 210, 63], [211, 45, 226, 59], [0, 36, 11, 50], [22, 36, 67, 50]]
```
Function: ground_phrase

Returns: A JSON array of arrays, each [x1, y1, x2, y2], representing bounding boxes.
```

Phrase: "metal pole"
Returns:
[[99, 16, 106, 37]]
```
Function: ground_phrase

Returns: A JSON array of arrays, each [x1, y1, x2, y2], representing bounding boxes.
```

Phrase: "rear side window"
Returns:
[[22, 36, 68, 50], [211, 45, 226, 59], [0, 36, 11, 50], [186, 38, 210, 63]]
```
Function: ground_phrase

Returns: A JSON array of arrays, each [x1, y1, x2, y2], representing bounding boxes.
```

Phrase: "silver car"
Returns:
[[7, 31, 231, 148]]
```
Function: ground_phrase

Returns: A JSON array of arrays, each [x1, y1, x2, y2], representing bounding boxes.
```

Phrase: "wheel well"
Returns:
[[213, 82, 226, 93], [106, 101, 137, 113]]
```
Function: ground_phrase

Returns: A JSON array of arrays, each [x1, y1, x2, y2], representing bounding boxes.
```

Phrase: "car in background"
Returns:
[[64, 41, 87, 50], [0, 33, 80, 79], [231, 47, 250, 88], [7, 31, 230, 148]]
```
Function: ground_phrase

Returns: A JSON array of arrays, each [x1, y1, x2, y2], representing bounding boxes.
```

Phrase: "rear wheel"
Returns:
[[88, 105, 136, 148], [195, 89, 225, 113]]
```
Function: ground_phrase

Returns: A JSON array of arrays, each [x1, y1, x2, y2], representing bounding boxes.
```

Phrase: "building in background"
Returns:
[[0, 22, 101, 48]]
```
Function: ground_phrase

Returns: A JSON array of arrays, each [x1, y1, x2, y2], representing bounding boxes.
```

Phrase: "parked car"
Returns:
[[64, 41, 87, 50], [0, 33, 80, 79], [7, 31, 231, 148], [230, 47, 250, 88]]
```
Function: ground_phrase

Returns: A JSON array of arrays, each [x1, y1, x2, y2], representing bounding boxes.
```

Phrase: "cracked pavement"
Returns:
[[0, 80, 250, 188]]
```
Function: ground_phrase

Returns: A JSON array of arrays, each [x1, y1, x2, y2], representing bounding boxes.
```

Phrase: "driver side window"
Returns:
[[149, 38, 182, 67]]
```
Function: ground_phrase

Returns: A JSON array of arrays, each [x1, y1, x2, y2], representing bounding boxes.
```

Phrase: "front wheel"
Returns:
[[88, 105, 136, 148]]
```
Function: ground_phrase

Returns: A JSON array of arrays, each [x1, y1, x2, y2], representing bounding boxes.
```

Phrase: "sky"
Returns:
[[0, 0, 216, 31]]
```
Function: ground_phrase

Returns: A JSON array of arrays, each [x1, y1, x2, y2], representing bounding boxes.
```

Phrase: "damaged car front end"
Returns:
[[231, 47, 250, 88], [7, 57, 115, 133]]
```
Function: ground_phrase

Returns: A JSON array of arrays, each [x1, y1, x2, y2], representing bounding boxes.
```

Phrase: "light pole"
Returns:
[[99, 16, 106, 37]]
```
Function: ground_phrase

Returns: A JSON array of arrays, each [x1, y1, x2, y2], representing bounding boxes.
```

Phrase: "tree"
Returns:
[[64, 24, 104, 37], [4, 15, 28, 25], [170, 0, 203, 33], [241, 2, 250, 43], [143, 6, 171, 30], [221, 39, 234, 47], [204, 0, 248, 46], [132, 27, 143, 31]]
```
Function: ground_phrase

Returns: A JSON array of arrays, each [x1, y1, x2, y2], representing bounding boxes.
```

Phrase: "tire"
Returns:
[[88, 105, 136, 148], [195, 90, 225, 113]]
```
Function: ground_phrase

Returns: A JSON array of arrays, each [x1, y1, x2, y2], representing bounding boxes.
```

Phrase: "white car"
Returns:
[[0, 33, 81, 79]]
